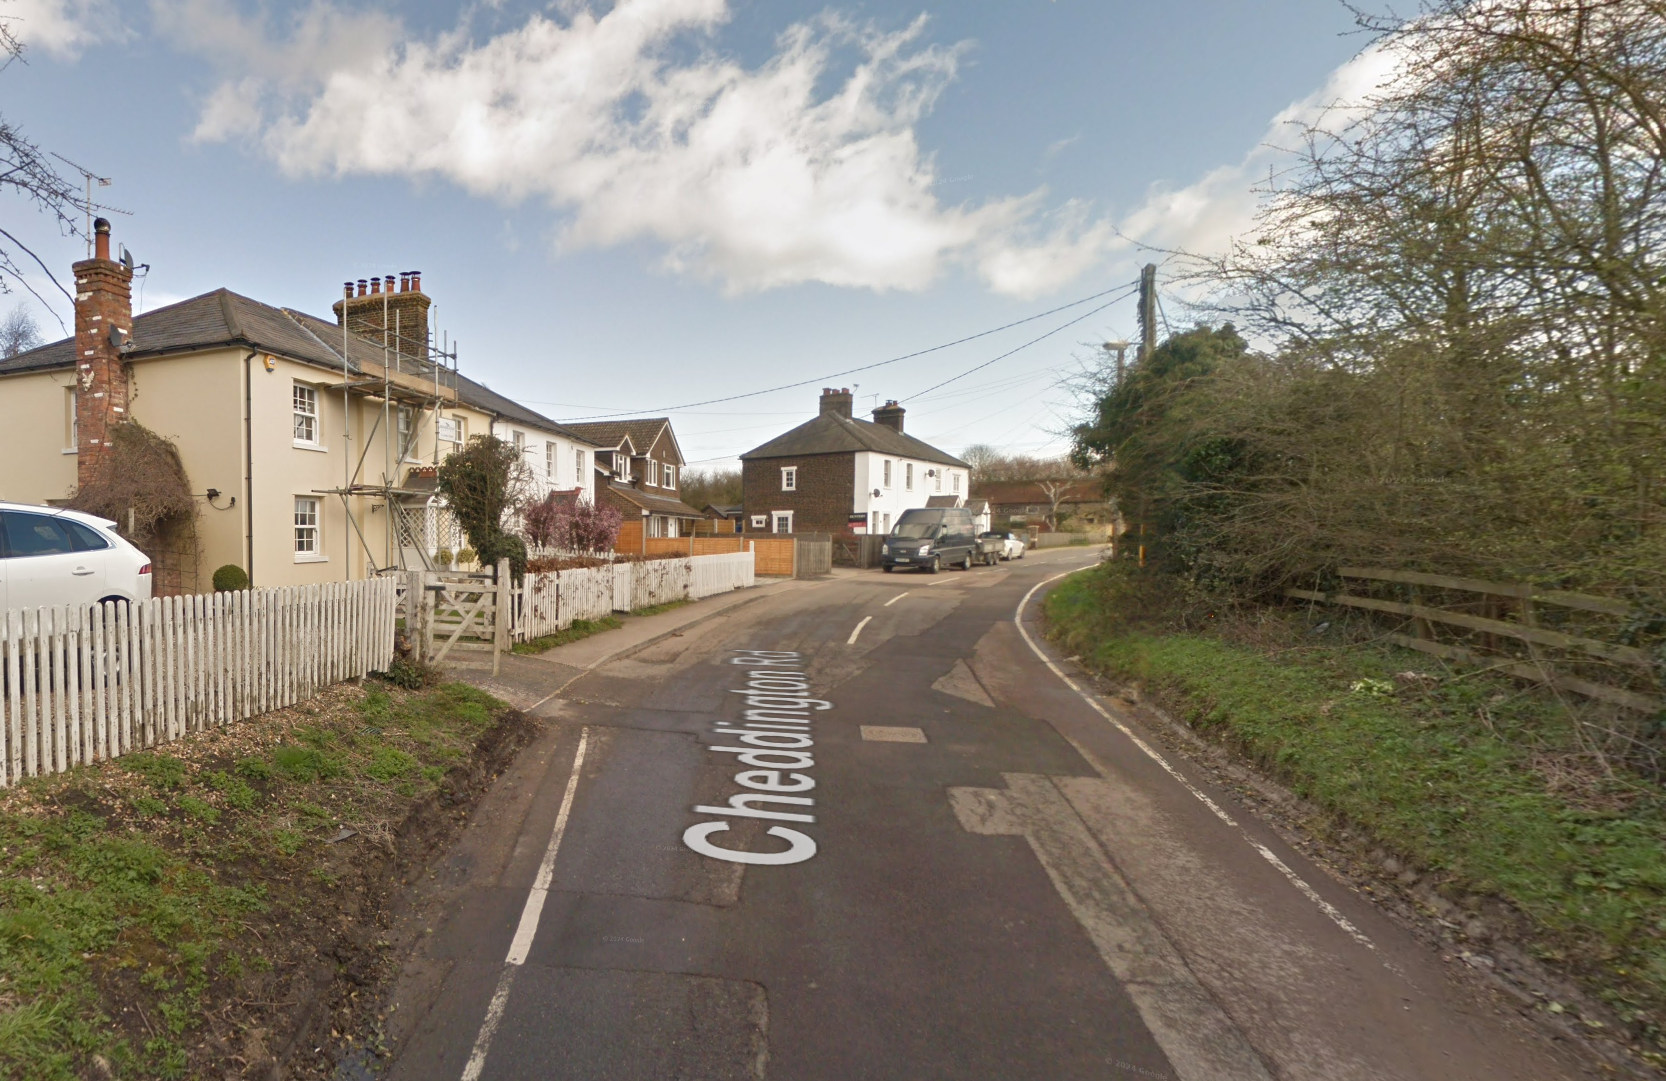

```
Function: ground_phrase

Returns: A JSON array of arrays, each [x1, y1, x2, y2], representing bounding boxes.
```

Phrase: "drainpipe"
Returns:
[[242, 349, 257, 586]]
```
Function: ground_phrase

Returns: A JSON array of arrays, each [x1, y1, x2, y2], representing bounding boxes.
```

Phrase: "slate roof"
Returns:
[[603, 481, 704, 519], [0, 289, 422, 379], [449, 374, 601, 446], [740, 412, 967, 468], [924, 495, 963, 508]]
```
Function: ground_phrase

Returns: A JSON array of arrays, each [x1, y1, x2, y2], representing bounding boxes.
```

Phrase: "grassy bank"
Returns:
[[0, 680, 516, 1080], [1045, 561, 1666, 1054]]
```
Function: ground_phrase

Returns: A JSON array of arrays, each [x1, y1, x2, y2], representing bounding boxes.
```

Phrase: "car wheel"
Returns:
[[926, 556, 941, 574], [883, 565, 894, 573], [961, 552, 974, 571]]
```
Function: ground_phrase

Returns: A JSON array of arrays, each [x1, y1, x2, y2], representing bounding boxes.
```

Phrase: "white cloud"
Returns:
[[1118, 43, 1401, 260], [3, 0, 119, 58], [174, 0, 1119, 297]]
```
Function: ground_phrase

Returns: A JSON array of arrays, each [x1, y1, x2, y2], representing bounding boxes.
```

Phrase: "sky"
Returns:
[[2, 0, 1378, 471]]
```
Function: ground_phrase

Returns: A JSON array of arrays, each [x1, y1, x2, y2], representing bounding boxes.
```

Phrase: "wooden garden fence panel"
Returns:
[[0, 576, 398, 786]]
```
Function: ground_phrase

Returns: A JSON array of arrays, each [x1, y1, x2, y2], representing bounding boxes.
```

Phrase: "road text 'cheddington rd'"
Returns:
[[682, 650, 823, 865]]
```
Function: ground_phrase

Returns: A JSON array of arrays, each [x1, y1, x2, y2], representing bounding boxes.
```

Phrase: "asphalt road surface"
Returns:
[[383, 550, 1596, 1081]]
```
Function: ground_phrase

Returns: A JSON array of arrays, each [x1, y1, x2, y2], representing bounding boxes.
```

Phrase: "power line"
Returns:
[[900, 283, 1139, 404], [557, 281, 1138, 422]]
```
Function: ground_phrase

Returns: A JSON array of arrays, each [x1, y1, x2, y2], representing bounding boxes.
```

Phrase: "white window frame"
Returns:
[[905, 463, 913, 491], [952, 471, 961, 494], [64, 388, 77, 454], [293, 496, 326, 562], [750, 515, 767, 529], [650, 459, 661, 487], [576, 449, 587, 484], [781, 466, 797, 492], [882, 459, 891, 488], [512, 430, 526, 455], [648, 514, 664, 539], [546, 441, 557, 480], [934, 469, 942, 493], [772, 511, 794, 534], [665, 464, 677, 490], [292, 384, 321, 448]]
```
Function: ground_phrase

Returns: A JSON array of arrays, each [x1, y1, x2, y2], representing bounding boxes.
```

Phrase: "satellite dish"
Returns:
[[119, 246, 135, 272]]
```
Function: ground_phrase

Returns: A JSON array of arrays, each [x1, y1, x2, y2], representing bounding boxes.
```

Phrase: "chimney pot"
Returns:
[[93, 217, 111, 261], [411, 271, 421, 292], [818, 386, 854, 420], [370, 277, 381, 295], [343, 281, 354, 300], [357, 279, 368, 297], [384, 275, 395, 294]]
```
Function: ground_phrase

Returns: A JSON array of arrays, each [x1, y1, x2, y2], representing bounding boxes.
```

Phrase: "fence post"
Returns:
[[494, 558, 511, 677]]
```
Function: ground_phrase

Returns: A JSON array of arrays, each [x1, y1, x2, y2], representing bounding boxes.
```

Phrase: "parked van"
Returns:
[[881, 508, 979, 573]]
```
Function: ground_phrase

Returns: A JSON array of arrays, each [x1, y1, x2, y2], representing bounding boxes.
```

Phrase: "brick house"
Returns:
[[975, 479, 1112, 529], [561, 418, 705, 551], [738, 389, 968, 536]]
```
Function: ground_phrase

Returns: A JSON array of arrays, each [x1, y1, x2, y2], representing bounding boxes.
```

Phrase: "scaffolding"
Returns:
[[303, 273, 465, 578]]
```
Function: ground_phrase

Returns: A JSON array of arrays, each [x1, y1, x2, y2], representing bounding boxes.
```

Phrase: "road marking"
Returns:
[[861, 725, 927, 743], [883, 592, 909, 606], [460, 726, 591, 1081], [846, 616, 872, 644], [926, 576, 955, 586], [1014, 571, 1375, 951]]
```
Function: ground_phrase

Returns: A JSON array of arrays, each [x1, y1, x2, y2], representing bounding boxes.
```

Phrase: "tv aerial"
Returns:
[[49, 152, 133, 255]]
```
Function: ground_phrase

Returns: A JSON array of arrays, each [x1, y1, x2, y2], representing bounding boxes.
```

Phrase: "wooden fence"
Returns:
[[642, 536, 748, 558], [748, 535, 831, 578], [1287, 566, 1663, 713], [0, 578, 399, 786]]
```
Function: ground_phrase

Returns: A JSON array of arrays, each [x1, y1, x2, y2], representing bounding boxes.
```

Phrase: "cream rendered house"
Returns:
[[0, 227, 493, 591]]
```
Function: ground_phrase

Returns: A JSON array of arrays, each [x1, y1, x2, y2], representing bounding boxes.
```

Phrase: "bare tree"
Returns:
[[0, 302, 40, 356], [0, 9, 84, 322]]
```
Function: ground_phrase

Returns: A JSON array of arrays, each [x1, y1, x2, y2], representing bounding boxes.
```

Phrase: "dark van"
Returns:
[[881, 508, 979, 573]]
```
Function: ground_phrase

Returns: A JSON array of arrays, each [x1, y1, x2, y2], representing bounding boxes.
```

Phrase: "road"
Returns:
[[382, 550, 1594, 1081]]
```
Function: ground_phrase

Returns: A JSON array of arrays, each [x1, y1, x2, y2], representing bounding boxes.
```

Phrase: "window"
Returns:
[[575, 449, 587, 483], [905, 463, 913, 491], [953, 471, 961, 494], [546, 442, 557, 479], [294, 497, 322, 560], [648, 515, 664, 539], [65, 389, 77, 452], [750, 515, 767, 529], [665, 464, 676, 490], [293, 385, 318, 445], [773, 511, 793, 534], [64, 520, 110, 551], [934, 469, 942, 492], [781, 466, 797, 491], [512, 430, 525, 454], [437, 415, 464, 444], [396, 406, 417, 460], [3, 512, 74, 556], [882, 459, 891, 488], [649, 459, 661, 487]]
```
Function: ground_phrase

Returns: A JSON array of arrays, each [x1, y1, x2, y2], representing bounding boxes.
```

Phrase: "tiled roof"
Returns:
[[449, 374, 601, 445], [603, 481, 704, 518], [561, 419, 671, 455], [739, 412, 967, 468]]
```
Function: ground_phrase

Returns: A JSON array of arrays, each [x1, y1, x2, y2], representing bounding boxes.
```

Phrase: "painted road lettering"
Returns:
[[682, 650, 821, 865]]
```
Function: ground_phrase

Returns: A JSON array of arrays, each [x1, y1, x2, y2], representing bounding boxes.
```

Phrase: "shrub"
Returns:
[[457, 548, 476, 566], [211, 564, 249, 592]]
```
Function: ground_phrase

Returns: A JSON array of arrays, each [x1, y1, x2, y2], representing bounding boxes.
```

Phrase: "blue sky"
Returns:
[[3, 0, 1370, 469]]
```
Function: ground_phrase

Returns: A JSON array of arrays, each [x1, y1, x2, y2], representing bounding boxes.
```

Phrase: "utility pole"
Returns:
[[1102, 341, 1129, 386], [1137, 263, 1158, 363]]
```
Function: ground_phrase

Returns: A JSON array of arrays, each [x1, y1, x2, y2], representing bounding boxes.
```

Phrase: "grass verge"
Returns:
[[1044, 560, 1666, 1059], [0, 680, 526, 1080], [512, 616, 623, 655]]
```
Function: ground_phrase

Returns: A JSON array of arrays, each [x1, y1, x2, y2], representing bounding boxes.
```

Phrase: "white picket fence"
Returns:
[[511, 552, 754, 643], [0, 577, 399, 786]]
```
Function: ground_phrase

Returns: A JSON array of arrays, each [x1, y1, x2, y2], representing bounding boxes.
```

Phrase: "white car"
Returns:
[[980, 531, 1028, 561], [0, 502, 153, 613]]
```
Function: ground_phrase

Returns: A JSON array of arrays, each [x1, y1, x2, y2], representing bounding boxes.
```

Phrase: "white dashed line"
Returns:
[[1015, 572, 1375, 951], [847, 616, 873, 645], [883, 592, 909, 606]]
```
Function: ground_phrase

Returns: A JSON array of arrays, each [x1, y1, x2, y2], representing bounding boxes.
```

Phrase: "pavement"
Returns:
[[381, 550, 1599, 1081]]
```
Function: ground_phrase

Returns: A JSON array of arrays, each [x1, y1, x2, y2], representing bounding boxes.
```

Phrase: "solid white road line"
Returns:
[[883, 592, 909, 606], [1014, 571, 1375, 951], [847, 616, 873, 645], [460, 726, 592, 1081]]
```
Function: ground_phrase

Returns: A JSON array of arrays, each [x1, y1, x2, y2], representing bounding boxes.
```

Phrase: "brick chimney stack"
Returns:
[[872, 400, 905, 434], [72, 217, 134, 489], [332, 269, 431, 363], [819, 386, 853, 419]]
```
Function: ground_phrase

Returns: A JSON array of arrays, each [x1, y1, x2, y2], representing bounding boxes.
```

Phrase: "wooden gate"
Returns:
[[409, 560, 511, 674]]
